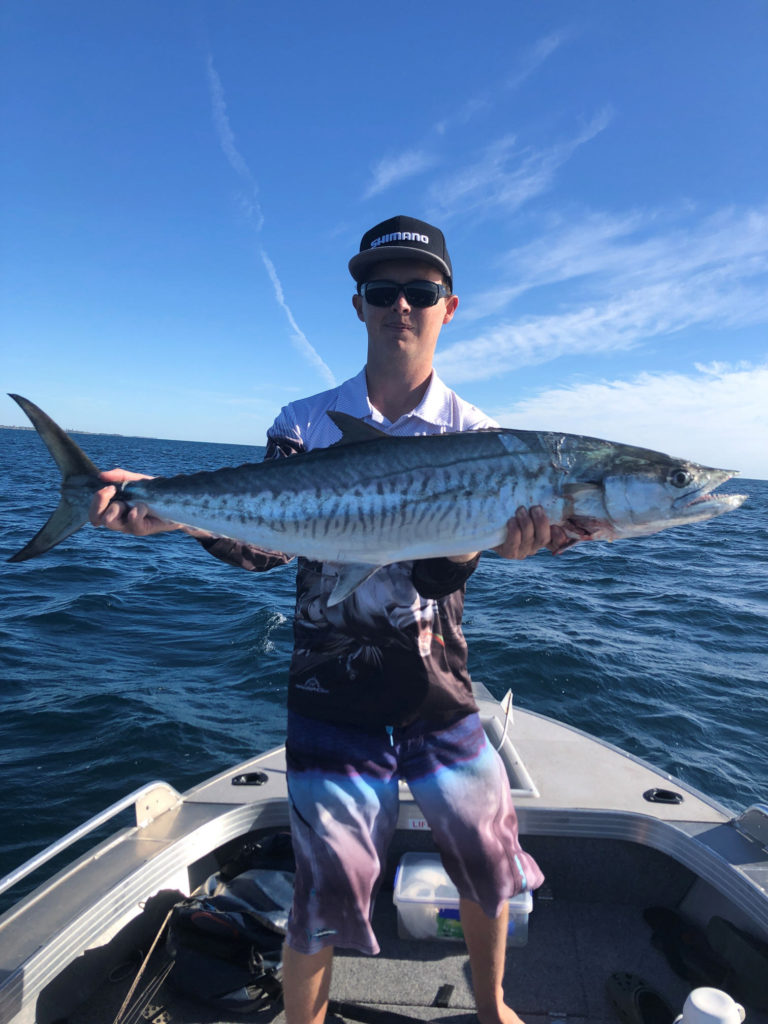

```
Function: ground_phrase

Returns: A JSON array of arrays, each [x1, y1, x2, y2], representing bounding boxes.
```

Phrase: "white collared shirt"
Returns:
[[268, 367, 498, 451]]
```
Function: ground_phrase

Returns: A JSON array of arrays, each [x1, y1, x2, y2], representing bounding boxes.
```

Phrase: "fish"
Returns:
[[7, 394, 747, 605]]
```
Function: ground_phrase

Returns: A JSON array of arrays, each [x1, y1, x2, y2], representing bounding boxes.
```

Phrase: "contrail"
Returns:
[[205, 55, 334, 386], [205, 56, 264, 231], [261, 251, 336, 387]]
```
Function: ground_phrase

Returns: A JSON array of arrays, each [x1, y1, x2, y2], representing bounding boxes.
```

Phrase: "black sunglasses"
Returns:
[[361, 279, 450, 308]]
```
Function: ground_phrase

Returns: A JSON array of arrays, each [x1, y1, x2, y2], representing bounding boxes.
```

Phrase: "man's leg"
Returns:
[[460, 898, 525, 1024], [284, 713, 401, 1022], [399, 715, 539, 1024], [285, 713, 400, 960], [282, 943, 334, 1024]]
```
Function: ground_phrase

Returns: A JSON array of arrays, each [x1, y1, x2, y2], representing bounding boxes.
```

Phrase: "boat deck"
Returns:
[[4, 689, 767, 1024], [62, 830, 768, 1024]]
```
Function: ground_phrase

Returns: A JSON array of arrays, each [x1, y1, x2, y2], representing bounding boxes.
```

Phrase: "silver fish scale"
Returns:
[[247, 461, 511, 560], [133, 432, 544, 562]]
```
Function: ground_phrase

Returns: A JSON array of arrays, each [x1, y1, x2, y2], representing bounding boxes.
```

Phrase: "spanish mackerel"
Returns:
[[8, 394, 746, 605]]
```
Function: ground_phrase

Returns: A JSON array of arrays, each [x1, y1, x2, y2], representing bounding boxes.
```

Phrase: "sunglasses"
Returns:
[[361, 279, 450, 308]]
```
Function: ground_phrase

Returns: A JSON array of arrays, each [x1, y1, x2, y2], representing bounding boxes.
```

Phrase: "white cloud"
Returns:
[[441, 204, 768, 379], [460, 210, 646, 321], [464, 205, 768, 322], [434, 96, 490, 136], [492, 363, 768, 480], [363, 32, 572, 199], [362, 149, 437, 199], [438, 303, 638, 382], [429, 108, 612, 220], [434, 31, 568, 135], [506, 31, 569, 90]]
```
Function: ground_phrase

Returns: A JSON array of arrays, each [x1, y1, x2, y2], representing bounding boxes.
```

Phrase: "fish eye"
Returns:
[[668, 468, 693, 488]]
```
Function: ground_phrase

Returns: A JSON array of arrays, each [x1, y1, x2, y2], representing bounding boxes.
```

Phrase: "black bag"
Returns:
[[166, 839, 294, 1014], [166, 893, 283, 1013], [166, 832, 294, 1012]]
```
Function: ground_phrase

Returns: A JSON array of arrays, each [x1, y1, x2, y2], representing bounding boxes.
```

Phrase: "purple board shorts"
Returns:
[[285, 710, 544, 955]]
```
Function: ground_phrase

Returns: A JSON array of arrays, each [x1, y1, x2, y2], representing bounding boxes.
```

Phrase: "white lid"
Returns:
[[393, 852, 533, 911], [673, 987, 746, 1024]]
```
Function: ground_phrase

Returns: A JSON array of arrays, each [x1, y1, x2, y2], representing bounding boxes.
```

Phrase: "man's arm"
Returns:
[[88, 434, 303, 572], [412, 507, 573, 600]]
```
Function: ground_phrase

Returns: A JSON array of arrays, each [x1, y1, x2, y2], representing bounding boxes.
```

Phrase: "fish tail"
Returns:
[[7, 394, 101, 563]]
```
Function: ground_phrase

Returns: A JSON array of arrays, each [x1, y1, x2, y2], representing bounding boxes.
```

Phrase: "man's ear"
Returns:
[[443, 294, 459, 324], [352, 293, 365, 322]]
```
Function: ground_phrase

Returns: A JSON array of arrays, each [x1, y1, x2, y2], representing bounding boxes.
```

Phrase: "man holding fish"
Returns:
[[89, 216, 574, 1024]]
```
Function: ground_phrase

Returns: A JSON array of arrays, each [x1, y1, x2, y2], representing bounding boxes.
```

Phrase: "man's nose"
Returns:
[[391, 287, 411, 309]]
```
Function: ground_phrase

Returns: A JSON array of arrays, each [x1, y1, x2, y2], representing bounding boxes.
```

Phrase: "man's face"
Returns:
[[352, 260, 459, 366]]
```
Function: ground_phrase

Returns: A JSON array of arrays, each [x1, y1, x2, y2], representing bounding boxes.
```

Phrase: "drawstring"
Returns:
[[514, 854, 528, 890]]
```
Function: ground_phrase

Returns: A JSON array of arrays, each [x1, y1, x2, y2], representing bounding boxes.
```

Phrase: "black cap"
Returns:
[[348, 215, 453, 286]]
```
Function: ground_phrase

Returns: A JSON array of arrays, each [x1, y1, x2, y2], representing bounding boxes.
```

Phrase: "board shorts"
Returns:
[[284, 710, 544, 955]]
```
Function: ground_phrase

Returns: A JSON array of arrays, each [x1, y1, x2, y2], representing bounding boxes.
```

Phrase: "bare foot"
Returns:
[[476, 1004, 526, 1024]]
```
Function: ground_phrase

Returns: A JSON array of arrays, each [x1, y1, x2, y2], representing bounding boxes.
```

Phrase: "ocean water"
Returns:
[[1, 426, 766, 904]]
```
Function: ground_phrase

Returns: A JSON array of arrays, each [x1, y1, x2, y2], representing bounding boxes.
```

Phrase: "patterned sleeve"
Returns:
[[411, 554, 481, 600], [195, 431, 304, 572]]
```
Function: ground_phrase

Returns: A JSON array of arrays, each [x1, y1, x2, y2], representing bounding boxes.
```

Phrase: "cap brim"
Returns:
[[348, 247, 452, 284]]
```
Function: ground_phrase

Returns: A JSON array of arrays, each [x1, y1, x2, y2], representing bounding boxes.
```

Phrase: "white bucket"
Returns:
[[674, 988, 746, 1024]]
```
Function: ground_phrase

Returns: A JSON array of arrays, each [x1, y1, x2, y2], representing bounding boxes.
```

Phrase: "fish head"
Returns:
[[599, 452, 747, 538]]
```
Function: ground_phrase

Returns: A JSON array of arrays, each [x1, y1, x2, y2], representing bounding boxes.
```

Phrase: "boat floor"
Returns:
[[64, 842, 768, 1024], [18, 693, 768, 1024]]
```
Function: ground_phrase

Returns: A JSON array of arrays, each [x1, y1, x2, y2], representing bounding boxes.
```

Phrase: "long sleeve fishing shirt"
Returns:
[[199, 369, 498, 729]]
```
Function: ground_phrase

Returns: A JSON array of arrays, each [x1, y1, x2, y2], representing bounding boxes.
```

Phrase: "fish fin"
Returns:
[[8, 493, 94, 563], [326, 411, 389, 444], [327, 563, 382, 606], [7, 394, 101, 562]]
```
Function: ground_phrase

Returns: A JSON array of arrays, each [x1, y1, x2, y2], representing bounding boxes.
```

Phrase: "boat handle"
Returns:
[[0, 780, 180, 898], [643, 787, 684, 805]]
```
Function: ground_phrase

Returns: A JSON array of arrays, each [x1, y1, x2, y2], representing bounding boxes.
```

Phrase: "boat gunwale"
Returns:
[[2, 690, 767, 1023]]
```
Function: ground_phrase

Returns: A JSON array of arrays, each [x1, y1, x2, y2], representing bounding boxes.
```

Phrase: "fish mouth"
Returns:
[[674, 472, 747, 514], [686, 491, 747, 510]]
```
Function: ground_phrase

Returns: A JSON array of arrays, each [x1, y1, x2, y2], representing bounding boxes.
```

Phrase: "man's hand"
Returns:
[[89, 468, 194, 537], [494, 506, 572, 560], [447, 506, 574, 564]]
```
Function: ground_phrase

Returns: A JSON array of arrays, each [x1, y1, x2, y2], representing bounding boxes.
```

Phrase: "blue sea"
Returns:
[[1, 427, 766, 906]]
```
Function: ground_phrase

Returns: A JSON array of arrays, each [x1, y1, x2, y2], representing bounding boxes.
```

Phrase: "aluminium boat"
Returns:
[[1, 682, 767, 1024]]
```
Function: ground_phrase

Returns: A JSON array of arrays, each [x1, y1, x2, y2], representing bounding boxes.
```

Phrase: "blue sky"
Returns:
[[2, 1, 767, 478]]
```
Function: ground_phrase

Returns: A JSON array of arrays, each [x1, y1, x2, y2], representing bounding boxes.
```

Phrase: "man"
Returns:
[[91, 216, 571, 1024]]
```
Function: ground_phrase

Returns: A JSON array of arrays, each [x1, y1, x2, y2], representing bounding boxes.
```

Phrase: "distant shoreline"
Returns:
[[0, 424, 261, 449], [0, 424, 126, 438]]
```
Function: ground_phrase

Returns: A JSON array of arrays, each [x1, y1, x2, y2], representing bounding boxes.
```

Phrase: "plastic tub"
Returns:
[[392, 852, 533, 945]]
